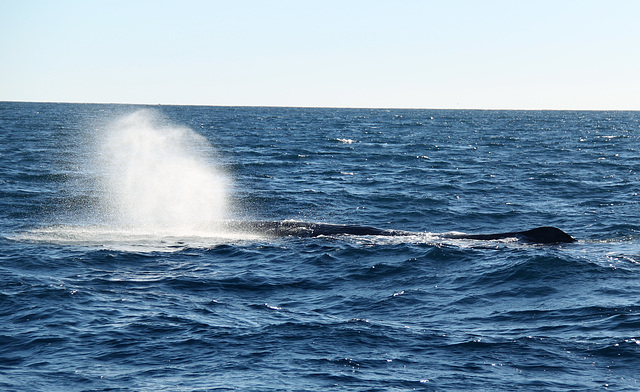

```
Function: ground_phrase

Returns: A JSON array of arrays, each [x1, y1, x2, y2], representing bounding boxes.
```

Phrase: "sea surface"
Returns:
[[1, 102, 639, 391]]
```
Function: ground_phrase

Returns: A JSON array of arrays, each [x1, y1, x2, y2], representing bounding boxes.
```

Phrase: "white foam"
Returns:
[[15, 224, 263, 252]]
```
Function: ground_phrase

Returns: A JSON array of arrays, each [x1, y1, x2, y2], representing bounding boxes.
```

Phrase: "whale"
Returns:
[[441, 226, 576, 244], [225, 221, 576, 244]]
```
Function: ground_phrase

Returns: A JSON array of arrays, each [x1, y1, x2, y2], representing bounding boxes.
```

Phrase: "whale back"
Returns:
[[453, 226, 576, 244], [229, 221, 576, 244], [516, 226, 576, 244]]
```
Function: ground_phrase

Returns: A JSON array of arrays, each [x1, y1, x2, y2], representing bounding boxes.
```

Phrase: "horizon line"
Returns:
[[2, 99, 638, 112]]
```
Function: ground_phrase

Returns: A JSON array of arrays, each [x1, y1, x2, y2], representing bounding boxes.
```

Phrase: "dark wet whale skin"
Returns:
[[229, 221, 576, 244]]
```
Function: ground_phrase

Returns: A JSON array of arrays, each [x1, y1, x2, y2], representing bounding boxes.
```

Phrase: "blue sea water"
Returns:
[[1, 102, 639, 391]]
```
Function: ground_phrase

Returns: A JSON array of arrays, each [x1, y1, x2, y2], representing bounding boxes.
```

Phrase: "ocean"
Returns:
[[1, 102, 639, 391]]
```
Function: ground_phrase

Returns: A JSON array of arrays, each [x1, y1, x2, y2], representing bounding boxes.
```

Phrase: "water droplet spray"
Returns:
[[96, 109, 229, 235]]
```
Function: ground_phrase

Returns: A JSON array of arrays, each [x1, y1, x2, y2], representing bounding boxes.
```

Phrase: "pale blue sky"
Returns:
[[1, 0, 638, 109]]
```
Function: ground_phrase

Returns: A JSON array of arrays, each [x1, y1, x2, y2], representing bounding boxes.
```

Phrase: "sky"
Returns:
[[1, 0, 639, 110]]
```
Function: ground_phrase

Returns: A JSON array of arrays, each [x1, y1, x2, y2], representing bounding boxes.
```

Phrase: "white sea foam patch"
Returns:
[[16, 224, 263, 252]]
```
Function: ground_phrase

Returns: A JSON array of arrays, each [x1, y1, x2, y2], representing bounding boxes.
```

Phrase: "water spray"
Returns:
[[96, 110, 229, 233]]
